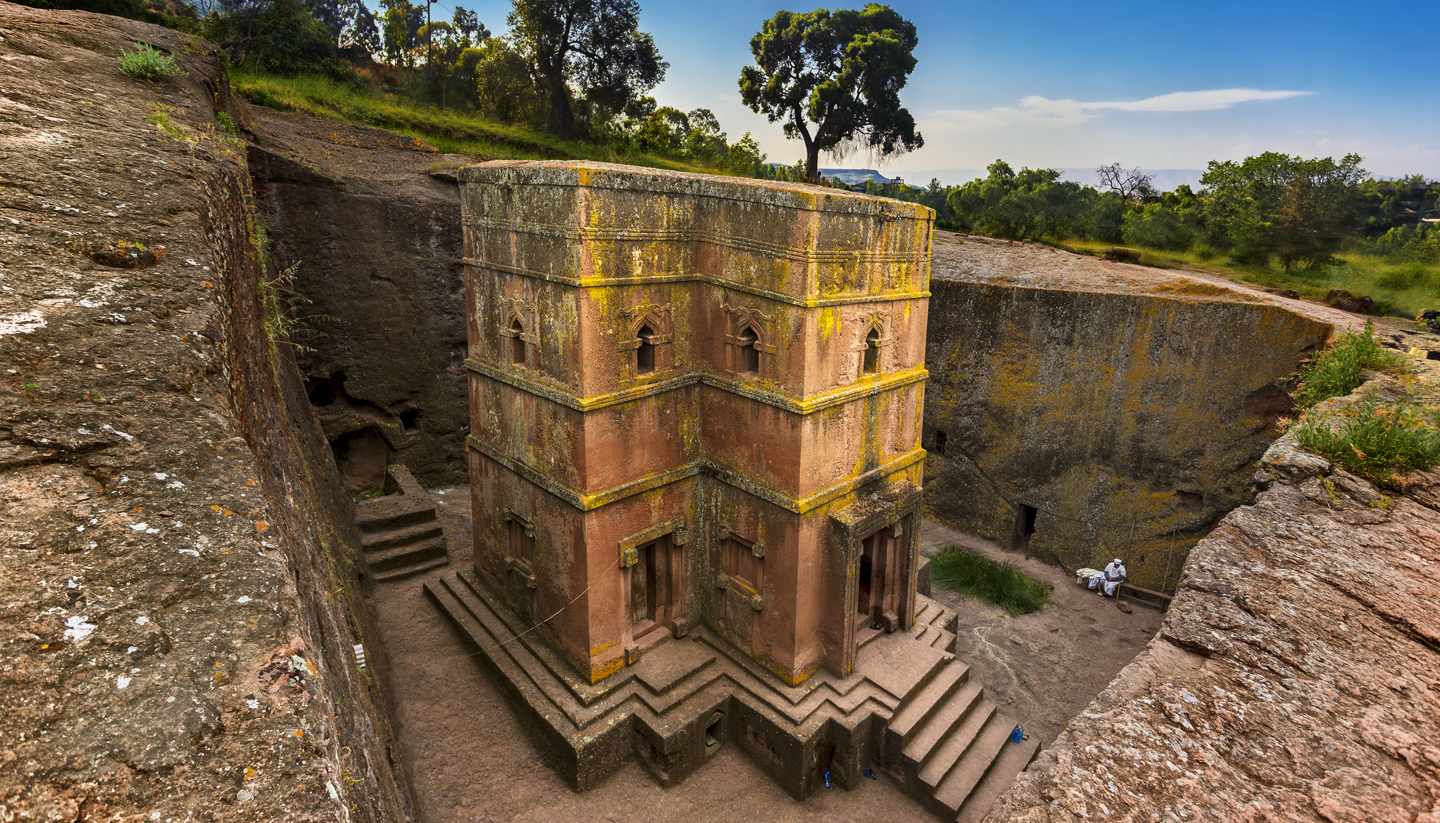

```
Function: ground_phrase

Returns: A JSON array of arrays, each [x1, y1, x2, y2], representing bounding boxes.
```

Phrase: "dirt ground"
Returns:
[[369, 487, 1159, 822], [919, 519, 1164, 745]]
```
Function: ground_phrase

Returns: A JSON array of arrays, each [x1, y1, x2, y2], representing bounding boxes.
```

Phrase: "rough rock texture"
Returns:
[[247, 105, 467, 490], [0, 5, 410, 819], [989, 364, 1440, 821], [925, 234, 1334, 590]]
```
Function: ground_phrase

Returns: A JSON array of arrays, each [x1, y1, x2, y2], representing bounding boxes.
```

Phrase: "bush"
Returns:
[[929, 547, 1050, 615], [119, 43, 180, 81], [1293, 322, 1406, 408], [1121, 202, 1195, 250], [1294, 402, 1440, 486]]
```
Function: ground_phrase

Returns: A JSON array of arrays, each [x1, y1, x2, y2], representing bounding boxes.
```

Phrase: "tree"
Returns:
[[1201, 152, 1368, 269], [471, 38, 546, 124], [1095, 162, 1156, 202], [417, 6, 491, 107], [205, 0, 338, 74], [738, 4, 923, 180], [379, 0, 423, 67], [508, 0, 667, 137]]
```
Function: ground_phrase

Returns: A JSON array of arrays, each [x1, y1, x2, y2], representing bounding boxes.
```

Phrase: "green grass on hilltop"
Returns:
[[929, 547, 1051, 616], [1060, 239, 1440, 318], [230, 71, 727, 174]]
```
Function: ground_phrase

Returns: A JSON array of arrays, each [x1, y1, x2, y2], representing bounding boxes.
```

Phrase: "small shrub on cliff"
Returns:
[[1294, 402, 1440, 486], [930, 547, 1050, 615], [119, 43, 180, 81], [1293, 322, 1406, 408]]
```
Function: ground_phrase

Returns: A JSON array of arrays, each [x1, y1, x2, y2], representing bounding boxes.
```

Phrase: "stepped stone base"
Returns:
[[426, 570, 1037, 818], [356, 465, 450, 581]]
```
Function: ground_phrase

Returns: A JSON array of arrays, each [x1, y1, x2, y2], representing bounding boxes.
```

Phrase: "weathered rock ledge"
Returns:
[[990, 365, 1440, 820], [0, 4, 409, 819]]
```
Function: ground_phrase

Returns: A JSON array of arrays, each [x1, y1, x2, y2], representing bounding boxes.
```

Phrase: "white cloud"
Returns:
[[929, 88, 1313, 130]]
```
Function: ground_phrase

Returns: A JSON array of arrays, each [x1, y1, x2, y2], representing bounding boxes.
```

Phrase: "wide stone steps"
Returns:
[[882, 656, 1039, 820], [354, 464, 450, 581], [362, 519, 444, 552]]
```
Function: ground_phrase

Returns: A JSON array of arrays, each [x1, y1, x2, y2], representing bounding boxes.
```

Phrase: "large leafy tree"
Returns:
[[508, 0, 667, 137], [1201, 152, 1368, 269], [739, 4, 922, 180]]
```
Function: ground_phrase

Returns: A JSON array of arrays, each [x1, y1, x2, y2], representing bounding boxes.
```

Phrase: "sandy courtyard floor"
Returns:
[[368, 486, 1161, 822], [919, 519, 1164, 745]]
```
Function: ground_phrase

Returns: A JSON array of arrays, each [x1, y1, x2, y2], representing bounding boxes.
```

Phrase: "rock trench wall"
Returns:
[[923, 279, 1332, 590], [0, 5, 410, 818], [989, 370, 1440, 820], [248, 126, 467, 491]]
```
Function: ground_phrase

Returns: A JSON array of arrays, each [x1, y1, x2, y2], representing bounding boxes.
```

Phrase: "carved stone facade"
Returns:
[[461, 161, 934, 685]]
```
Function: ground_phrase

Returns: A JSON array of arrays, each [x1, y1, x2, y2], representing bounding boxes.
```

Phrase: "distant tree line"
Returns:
[[856, 155, 1440, 270]]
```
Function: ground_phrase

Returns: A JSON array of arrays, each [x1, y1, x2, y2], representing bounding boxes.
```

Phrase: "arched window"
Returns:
[[738, 325, 760, 373], [636, 323, 656, 374], [508, 317, 526, 365], [861, 327, 881, 375]]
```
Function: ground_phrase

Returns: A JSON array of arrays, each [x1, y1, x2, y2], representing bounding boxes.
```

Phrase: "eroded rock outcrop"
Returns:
[[0, 5, 409, 818], [989, 367, 1440, 821], [925, 235, 1335, 590]]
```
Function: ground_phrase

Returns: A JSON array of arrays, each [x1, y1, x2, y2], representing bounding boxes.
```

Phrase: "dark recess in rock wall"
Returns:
[[247, 110, 467, 489], [922, 277, 1331, 590]]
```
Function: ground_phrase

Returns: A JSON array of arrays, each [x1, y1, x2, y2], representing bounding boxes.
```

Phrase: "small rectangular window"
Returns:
[[721, 535, 762, 592]]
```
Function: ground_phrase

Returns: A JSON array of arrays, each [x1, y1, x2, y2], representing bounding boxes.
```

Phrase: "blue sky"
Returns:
[[419, 0, 1440, 183]]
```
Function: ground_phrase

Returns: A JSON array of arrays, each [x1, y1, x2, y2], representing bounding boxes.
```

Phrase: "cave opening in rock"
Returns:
[[400, 408, 422, 432], [306, 370, 347, 407], [330, 426, 390, 494], [1012, 503, 1038, 548]]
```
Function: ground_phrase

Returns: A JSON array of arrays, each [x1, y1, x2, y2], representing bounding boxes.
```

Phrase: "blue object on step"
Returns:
[[1010, 725, 1025, 743], [823, 769, 832, 789], [863, 767, 878, 780]]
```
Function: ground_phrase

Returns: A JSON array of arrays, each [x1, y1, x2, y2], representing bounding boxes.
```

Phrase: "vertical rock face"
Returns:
[[0, 5, 409, 819], [923, 236, 1332, 590], [248, 109, 467, 489], [989, 370, 1440, 821]]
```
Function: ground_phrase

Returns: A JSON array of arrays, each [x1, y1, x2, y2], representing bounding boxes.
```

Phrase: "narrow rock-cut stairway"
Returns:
[[356, 465, 450, 581], [884, 657, 1039, 821]]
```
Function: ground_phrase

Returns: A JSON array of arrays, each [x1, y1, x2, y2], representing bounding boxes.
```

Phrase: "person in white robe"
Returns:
[[1088, 558, 1126, 597]]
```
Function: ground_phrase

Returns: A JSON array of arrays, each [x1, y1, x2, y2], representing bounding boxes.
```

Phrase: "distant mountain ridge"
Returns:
[[818, 168, 895, 186], [889, 168, 1206, 191], [808, 166, 1210, 191]]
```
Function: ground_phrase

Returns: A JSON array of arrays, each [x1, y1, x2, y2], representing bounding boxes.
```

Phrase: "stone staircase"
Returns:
[[355, 464, 449, 581], [911, 596, 958, 652], [883, 658, 1039, 821]]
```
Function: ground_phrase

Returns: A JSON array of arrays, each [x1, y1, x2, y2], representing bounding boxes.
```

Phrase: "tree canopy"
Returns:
[[1201, 152, 1368, 269], [508, 0, 667, 136], [738, 3, 922, 180]]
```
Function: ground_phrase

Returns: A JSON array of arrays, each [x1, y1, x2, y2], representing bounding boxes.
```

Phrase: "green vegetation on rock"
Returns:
[[1294, 402, 1440, 487], [119, 42, 180, 81], [929, 547, 1050, 616], [1293, 323, 1406, 408]]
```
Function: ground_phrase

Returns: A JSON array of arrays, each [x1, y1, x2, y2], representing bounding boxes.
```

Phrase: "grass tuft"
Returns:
[[1294, 402, 1440, 487], [120, 43, 181, 81], [929, 547, 1051, 615], [1293, 322, 1407, 408]]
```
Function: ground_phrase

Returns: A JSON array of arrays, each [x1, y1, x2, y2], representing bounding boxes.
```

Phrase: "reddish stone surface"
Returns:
[[461, 161, 934, 684]]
